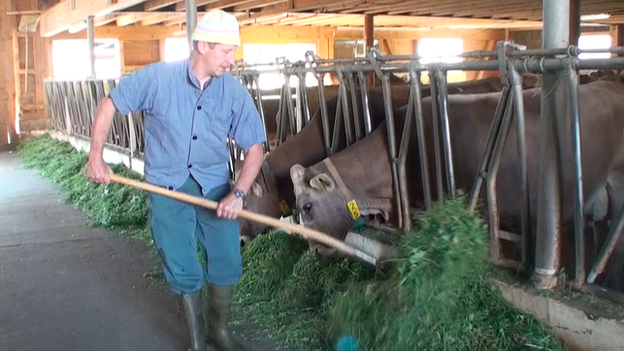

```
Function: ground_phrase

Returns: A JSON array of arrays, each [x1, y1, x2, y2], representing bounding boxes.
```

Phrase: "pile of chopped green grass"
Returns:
[[17, 134, 151, 246], [18, 134, 563, 351], [233, 197, 563, 351]]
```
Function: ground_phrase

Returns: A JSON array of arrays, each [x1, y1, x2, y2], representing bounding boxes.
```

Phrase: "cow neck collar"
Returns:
[[260, 160, 292, 217], [322, 158, 392, 224]]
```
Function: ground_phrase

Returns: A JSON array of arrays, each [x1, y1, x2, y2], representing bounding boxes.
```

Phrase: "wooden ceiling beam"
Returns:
[[140, 13, 182, 25], [40, 0, 147, 37], [234, 0, 289, 12], [51, 24, 184, 40], [144, 0, 182, 11], [116, 13, 153, 26]]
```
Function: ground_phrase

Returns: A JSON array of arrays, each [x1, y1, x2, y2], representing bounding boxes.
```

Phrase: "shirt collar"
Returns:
[[185, 58, 219, 91]]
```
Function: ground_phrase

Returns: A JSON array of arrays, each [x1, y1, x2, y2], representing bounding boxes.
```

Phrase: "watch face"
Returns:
[[234, 189, 245, 200]]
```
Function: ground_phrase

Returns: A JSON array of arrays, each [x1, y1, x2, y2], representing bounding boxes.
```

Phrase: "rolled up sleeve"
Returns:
[[228, 86, 266, 150]]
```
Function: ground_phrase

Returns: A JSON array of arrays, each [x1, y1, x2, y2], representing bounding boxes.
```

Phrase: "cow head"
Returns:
[[236, 163, 283, 243], [290, 163, 357, 256]]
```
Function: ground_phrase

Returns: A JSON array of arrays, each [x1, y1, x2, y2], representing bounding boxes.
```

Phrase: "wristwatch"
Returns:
[[233, 188, 246, 202]]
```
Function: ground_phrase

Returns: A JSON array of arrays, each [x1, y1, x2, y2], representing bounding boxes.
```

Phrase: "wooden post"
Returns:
[[364, 15, 374, 86]]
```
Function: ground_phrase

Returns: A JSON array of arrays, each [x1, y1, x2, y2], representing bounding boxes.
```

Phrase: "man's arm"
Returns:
[[86, 96, 117, 183], [216, 143, 264, 219]]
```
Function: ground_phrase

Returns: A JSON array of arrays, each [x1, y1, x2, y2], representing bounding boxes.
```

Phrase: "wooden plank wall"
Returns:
[[6, 0, 50, 141], [0, 0, 16, 148]]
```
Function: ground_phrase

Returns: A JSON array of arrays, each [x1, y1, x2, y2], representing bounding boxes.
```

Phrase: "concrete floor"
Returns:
[[0, 151, 254, 351]]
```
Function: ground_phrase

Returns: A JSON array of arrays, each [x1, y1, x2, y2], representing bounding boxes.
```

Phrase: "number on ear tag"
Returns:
[[346, 200, 361, 220]]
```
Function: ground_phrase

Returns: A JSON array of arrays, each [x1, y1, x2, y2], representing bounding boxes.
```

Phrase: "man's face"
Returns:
[[202, 42, 237, 77]]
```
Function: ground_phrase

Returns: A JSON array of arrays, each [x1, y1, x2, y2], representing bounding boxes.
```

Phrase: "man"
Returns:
[[86, 10, 265, 351]]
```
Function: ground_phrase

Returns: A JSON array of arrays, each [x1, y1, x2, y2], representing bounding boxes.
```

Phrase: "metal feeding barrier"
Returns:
[[43, 41, 624, 303]]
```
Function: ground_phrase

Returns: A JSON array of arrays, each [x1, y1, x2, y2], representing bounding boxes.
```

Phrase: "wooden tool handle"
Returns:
[[108, 173, 377, 265]]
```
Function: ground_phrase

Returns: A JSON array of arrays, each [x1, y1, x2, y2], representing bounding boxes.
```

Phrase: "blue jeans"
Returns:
[[148, 175, 242, 295]]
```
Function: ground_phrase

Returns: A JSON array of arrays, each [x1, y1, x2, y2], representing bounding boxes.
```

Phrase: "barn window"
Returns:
[[51, 39, 120, 79], [164, 38, 190, 62], [578, 34, 612, 59], [243, 43, 318, 90], [416, 38, 465, 83]]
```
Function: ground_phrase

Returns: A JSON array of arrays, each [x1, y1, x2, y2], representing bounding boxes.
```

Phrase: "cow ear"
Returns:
[[251, 182, 264, 197], [310, 173, 335, 192], [290, 164, 306, 196]]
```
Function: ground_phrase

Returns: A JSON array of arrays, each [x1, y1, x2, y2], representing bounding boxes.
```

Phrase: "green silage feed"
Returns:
[[18, 134, 563, 351]]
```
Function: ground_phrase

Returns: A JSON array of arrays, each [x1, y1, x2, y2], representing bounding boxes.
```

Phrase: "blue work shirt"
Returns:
[[109, 58, 266, 195]]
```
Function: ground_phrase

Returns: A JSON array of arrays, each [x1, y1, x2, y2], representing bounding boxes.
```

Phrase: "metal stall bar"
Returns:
[[281, 61, 297, 137], [337, 69, 355, 147], [275, 79, 288, 145], [297, 70, 312, 127], [346, 72, 363, 142], [534, 0, 570, 290], [428, 70, 445, 201], [315, 72, 332, 156], [253, 73, 270, 152], [408, 67, 431, 209], [434, 69, 456, 198], [485, 88, 517, 270], [468, 86, 511, 212], [330, 84, 345, 156], [357, 70, 373, 136], [509, 64, 531, 271], [564, 61, 586, 288], [380, 74, 406, 230]]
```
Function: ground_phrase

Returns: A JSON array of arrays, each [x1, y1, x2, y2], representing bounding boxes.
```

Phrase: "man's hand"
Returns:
[[86, 156, 112, 184], [216, 192, 244, 219]]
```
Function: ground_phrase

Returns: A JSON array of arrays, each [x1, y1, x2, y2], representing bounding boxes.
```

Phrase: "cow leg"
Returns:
[[601, 181, 624, 290], [585, 186, 610, 265]]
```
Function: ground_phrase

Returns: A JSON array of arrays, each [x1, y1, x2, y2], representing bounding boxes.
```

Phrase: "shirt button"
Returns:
[[168, 186, 173, 190], [188, 164, 193, 169], [197, 106, 202, 110], [192, 135, 197, 140]]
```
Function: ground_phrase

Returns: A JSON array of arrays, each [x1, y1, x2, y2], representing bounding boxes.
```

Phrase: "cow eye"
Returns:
[[303, 203, 312, 214]]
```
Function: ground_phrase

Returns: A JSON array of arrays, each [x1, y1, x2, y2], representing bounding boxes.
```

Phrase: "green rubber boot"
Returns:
[[206, 284, 246, 351], [178, 291, 208, 351]]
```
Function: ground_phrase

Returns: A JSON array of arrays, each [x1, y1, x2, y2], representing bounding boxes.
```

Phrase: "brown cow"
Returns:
[[290, 80, 624, 290], [239, 77, 514, 241]]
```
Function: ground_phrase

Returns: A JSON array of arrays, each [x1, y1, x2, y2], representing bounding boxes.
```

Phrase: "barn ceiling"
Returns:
[[33, 0, 624, 36]]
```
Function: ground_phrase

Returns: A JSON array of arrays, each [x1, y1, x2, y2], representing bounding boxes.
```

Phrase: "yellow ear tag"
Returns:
[[346, 199, 361, 220], [278, 200, 292, 217]]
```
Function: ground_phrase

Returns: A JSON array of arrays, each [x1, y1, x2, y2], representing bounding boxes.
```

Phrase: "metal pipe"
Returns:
[[299, 73, 312, 126], [316, 75, 332, 156], [295, 81, 302, 133], [357, 71, 373, 136], [381, 75, 405, 230], [409, 69, 432, 209], [185, 0, 197, 55], [331, 88, 344, 155], [534, 0, 569, 290], [469, 86, 511, 212], [486, 92, 515, 266], [233, 57, 624, 77], [435, 69, 455, 197], [337, 71, 355, 147], [509, 64, 531, 271], [588, 208, 624, 284], [565, 63, 585, 288], [276, 84, 287, 145], [253, 75, 269, 152], [428, 70, 444, 201], [347, 72, 363, 141], [87, 16, 96, 79], [283, 73, 297, 136]]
